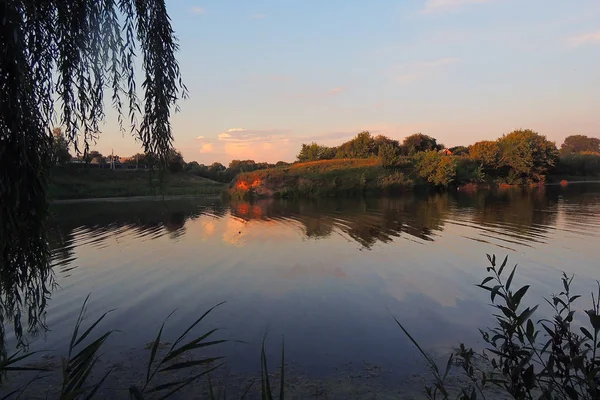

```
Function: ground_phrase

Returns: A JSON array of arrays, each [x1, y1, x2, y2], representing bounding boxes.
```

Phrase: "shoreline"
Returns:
[[52, 194, 222, 204]]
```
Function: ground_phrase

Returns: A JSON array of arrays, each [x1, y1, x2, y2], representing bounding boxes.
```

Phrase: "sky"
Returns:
[[94, 0, 600, 164]]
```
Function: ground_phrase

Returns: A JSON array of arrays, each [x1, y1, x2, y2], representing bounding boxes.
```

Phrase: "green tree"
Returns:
[[1, 0, 186, 351], [469, 140, 500, 170], [402, 133, 439, 155], [449, 146, 469, 156], [167, 149, 185, 173], [497, 129, 559, 181], [82, 150, 103, 163], [335, 131, 376, 158], [378, 143, 400, 167], [297, 143, 336, 162], [560, 135, 600, 155], [51, 127, 71, 165], [414, 150, 458, 187]]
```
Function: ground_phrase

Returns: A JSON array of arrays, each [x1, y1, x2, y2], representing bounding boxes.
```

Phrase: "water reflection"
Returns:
[[45, 185, 596, 258], [2, 184, 600, 376]]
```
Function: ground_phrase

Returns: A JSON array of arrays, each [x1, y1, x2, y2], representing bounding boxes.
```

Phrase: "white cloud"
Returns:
[[569, 31, 600, 47], [421, 0, 491, 14], [191, 7, 205, 14], [215, 128, 293, 161], [196, 135, 205, 140], [393, 57, 459, 84], [251, 14, 266, 20], [326, 87, 346, 96]]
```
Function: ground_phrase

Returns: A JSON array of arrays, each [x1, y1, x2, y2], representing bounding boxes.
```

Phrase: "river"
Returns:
[[3, 183, 600, 398]]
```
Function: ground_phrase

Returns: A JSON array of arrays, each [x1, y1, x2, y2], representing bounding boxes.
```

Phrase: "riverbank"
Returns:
[[228, 158, 600, 199], [49, 168, 225, 200], [228, 158, 416, 199]]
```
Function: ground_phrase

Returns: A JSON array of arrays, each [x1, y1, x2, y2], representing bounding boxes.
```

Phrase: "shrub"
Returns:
[[414, 151, 458, 187], [396, 255, 600, 400]]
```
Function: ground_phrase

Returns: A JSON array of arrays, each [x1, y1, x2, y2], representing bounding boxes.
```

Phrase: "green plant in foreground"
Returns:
[[396, 254, 600, 400]]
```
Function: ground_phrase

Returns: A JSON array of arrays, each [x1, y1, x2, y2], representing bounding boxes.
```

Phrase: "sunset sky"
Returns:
[[95, 0, 600, 164]]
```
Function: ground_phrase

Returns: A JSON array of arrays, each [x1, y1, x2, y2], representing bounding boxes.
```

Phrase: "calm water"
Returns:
[[5, 184, 600, 394]]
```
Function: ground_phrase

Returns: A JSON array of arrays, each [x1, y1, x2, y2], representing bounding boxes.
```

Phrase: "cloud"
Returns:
[[196, 135, 205, 140], [393, 57, 459, 84], [250, 14, 266, 20], [326, 87, 346, 96], [217, 128, 289, 143], [421, 0, 491, 14], [213, 128, 293, 161], [569, 31, 600, 47], [191, 7, 205, 14], [200, 143, 214, 153]]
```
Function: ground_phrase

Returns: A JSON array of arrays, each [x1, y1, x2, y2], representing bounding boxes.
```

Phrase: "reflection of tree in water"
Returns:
[[0, 199, 227, 361], [456, 187, 559, 243], [0, 246, 54, 364], [163, 211, 187, 239], [229, 194, 451, 249]]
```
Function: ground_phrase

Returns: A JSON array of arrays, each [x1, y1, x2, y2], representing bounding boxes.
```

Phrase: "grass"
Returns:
[[229, 158, 415, 199], [49, 168, 225, 200]]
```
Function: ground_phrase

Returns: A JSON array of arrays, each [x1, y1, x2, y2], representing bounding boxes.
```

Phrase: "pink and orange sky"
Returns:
[[90, 0, 600, 164]]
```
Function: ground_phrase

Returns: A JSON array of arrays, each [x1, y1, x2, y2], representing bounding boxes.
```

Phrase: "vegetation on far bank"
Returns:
[[49, 168, 224, 200], [50, 128, 600, 200], [227, 130, 600, 199]]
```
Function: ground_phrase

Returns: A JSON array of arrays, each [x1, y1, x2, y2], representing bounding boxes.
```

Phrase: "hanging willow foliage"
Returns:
[[0, 0, 187, 353]]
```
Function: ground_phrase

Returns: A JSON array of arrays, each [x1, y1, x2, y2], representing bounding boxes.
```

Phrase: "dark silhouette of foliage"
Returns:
[[167, 149, 185, 173], [52, 128, 72, 165], [555, 153, 600, 177], [396, 254, 600, 400], [0, 0, 187, 356]]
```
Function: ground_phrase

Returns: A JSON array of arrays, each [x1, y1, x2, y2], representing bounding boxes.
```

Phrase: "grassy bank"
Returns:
[[49, 168, 225, 200], [228, 158, 416, 199]]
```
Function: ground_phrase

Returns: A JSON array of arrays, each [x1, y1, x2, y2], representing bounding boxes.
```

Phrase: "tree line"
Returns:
[[53, 126, 600, 186], [296, 130, 600, 186]]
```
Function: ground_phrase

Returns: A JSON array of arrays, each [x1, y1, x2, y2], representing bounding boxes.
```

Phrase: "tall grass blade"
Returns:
[[83, 367, 113, 400], [73, 309, 116, 348], [154, 363, 224, 400], [169, 302, 226, 353], [146, 311, 175, 384], [279, 338, 285, 400], [158, 357, 224, 372], [69, 294, 91, 358], [261, 337, 273, 400]]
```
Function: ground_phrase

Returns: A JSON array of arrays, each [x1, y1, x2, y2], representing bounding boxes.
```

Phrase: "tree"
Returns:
[[83, 150, 103, 163], [414, 150, 458, 187], [1, 1, 186, 350], [450, 146, 469, 156], [560, 135, 600, 155], [167, 149, 185, 173], [297, 143, 336, 162], [378, 143, 400, 167], [469, 140, 500, 170], [402, 133, 440, 155], [51, 128, 71, 165], [335, 131, 376, 158], [497, 129, 559, 181]]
